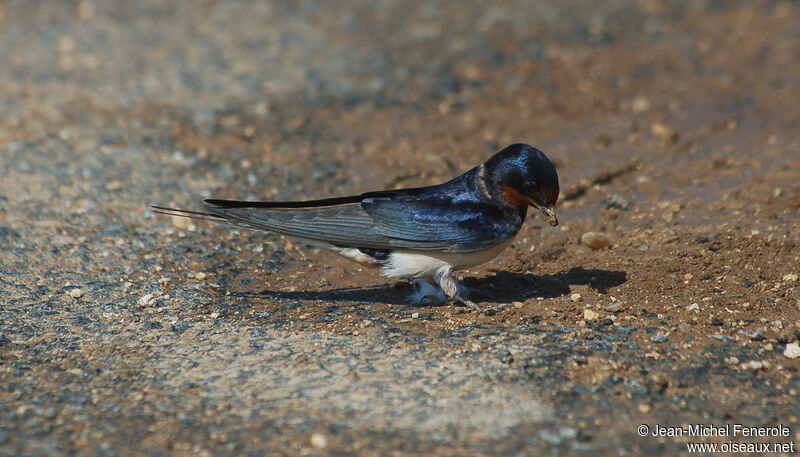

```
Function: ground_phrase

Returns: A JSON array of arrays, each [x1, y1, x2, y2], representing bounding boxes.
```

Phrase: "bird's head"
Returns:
[[485, 143, 560, 226]]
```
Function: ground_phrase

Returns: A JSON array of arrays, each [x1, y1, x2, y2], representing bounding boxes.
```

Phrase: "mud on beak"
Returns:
[[529, 199, 558, 226]]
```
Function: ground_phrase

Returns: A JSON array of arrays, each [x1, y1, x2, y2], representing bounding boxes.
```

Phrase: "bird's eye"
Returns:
[[523, 181, 538, 193]]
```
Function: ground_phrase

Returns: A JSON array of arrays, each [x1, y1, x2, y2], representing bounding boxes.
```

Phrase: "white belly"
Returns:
[[380, 238, 515, 279]]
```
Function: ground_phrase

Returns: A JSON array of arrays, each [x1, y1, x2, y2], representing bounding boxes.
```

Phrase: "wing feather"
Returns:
[[202, 200, 394, 249]]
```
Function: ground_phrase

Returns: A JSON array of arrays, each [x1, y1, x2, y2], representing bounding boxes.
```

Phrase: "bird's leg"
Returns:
[[435, 268, 508, 316]]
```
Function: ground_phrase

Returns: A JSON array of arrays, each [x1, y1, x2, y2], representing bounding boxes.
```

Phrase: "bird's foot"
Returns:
[[435, 268, 508, 316], [407, 278, 447, 306]]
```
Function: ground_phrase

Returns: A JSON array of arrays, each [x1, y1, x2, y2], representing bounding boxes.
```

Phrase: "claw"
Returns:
[[434, 268, 509, 315]]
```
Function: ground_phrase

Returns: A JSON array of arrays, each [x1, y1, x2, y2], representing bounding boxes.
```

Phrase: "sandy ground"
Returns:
[[1, 1, 799, 456]]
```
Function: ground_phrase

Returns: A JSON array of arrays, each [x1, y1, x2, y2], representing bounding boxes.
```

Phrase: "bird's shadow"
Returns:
[[228, 267, 627, 307]]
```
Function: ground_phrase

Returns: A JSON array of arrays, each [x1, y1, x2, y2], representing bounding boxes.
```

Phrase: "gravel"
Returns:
[[2, 1, 799, 456]]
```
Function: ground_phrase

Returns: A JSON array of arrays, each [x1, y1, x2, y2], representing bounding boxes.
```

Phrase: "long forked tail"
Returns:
[[151, 205, 233, 225], [150, 198, 380, 243], [153, 198, 396, 250], [152, 193, 367, 223]]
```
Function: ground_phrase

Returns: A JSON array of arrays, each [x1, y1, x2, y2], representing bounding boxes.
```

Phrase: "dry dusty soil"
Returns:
[[2, 1, 799, 456]]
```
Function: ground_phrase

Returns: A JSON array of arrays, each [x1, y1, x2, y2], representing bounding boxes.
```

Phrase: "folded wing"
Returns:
[[155, 189, 520, 253]]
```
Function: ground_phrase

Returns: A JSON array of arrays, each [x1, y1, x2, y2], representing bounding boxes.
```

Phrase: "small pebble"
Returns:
[[604, 194, 629, 210], [310, 433, 328, 449], [783, 343, 800, 359], [581, 232, 610, 250], [748, 328, 765, 341], [637, 403, 651, 413], [67, 288, 84, 299], [631, 95, 650, 112], [77, 0, 95, 19], [59, 35, 77, 53], [513, 301, 524, 309], [651, 122, 679, 144], [650, 332, 670, 343], [603, 303, 621, 313], [687, 303, 699, 311], [559, 427, 578, 439], [195, 272, 207, 280], [658, 228, 680, 244], [741, 360, 764, 371], [411, 312, 419, 319], [782, 273, 798, 282], [583, 309, 599, 321], [137, 293, 156, 306], [571, 293, 582, 302], [538, 429, 562, 446], [497, 349, 514, 364], [170, 215, 194, 230]]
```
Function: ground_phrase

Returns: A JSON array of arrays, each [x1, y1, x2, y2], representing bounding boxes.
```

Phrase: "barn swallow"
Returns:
[[152, 143, 559, 314]]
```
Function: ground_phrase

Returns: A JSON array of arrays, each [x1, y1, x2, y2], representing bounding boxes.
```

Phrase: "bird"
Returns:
[[152, 143, 559, 315]]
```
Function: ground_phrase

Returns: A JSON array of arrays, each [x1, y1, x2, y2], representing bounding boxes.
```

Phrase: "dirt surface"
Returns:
[[2, 1, 800, 456]]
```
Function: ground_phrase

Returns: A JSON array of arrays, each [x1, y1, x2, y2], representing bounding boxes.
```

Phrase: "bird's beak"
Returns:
[[529, 199, 558, 226]]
